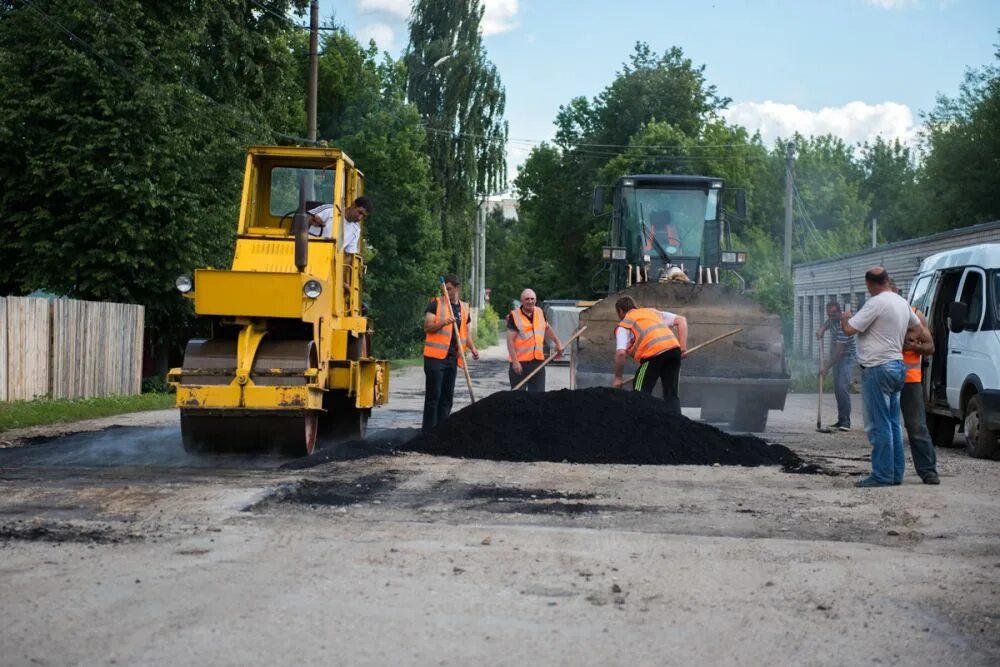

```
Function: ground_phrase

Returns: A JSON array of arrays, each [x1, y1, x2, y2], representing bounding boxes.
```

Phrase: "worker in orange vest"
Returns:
[[893, 280, 939, 484], [422, 274, 479, 431], [612, 294, 688, 415], [506, 288, 564, 391]]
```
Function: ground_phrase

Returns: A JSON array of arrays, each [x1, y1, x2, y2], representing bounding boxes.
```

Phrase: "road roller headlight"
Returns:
[[303, 280, 323, 299], [175, 274, 193, 293]]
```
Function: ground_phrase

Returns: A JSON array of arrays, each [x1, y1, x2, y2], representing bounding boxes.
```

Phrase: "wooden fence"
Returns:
[[0, 297, 144, 401]]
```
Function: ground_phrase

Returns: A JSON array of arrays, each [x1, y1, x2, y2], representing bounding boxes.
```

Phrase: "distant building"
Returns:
[[792, 220, 1000, 360], [483, 195, 518, 221]]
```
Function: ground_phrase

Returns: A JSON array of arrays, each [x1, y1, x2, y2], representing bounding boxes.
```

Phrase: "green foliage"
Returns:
[[0, 393, 174, 433], [0, 0, 308, 356], [405, 0, 508, 278], [473, 303, 500, 348], [859, 137, 921, 241], [141, 375, 170, 394], [318, 30, 445, 358], [920, 41, 1000, 233]]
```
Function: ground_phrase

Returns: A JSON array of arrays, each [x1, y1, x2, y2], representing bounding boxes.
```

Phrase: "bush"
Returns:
[[474, 304, 501, 348], [142, 376, 170, 394]]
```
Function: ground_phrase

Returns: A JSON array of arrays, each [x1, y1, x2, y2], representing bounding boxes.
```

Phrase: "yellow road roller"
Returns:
[[167, 145, 389, 455]]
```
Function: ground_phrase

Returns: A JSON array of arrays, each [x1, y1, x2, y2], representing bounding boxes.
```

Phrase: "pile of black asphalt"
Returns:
[[399, 387, 819, 473]]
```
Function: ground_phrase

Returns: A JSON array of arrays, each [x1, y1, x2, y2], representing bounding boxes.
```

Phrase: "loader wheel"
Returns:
[[964, 395, 1000, 460], [730, 401, 769, 433]]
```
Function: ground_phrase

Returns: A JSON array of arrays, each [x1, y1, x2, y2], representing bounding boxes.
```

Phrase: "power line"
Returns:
[[248, 0, 338, 31]]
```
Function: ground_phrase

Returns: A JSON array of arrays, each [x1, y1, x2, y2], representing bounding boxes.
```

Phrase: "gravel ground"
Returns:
[[1, 343, 998, 666]]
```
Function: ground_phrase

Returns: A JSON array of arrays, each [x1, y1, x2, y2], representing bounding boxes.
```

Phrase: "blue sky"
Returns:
[[317, 1, 1000, 179]]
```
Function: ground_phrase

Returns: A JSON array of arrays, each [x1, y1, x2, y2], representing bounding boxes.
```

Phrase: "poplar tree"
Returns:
[[404, 0, 508, 278]]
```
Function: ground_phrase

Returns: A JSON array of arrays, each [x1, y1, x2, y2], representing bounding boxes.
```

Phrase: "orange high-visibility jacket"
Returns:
[[424, 296, 470, 367], [508, 307, 547, 362], [903, 306, 922, 384], [619, 307, 679, 362]]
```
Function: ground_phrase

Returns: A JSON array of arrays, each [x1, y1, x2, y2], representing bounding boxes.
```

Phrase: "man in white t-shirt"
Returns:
[[306, 196, 373, 255], [612, 295, 688, 415], [841, 266, 921, 488]]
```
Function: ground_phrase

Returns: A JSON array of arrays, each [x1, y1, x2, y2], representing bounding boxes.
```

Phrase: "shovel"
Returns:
[[817, 337, 833, 433], [439, 277, 475, 403]]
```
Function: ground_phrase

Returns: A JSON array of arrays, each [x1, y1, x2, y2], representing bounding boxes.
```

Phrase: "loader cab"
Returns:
[[596, 175, 745, 293]]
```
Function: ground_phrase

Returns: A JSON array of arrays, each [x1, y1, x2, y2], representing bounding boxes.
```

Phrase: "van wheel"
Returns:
[[964, 395, 1000, 460], [928, 413, 959, 448]]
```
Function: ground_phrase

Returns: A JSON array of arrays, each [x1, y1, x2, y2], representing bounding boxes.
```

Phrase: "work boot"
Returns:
[[921, 474, 941, 485]]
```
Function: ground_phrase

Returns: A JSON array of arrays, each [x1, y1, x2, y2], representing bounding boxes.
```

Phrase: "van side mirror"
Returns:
[[947, 301, 967, 334], [735, 190, 747, 219], [592, 186, 607, 216]]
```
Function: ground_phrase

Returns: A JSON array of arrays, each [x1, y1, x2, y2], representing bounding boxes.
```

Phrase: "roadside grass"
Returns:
[[788, 356, 859, 394], [0, 393, 175, 433]]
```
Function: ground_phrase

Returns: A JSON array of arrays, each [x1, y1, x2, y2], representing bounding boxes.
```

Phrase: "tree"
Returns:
[[859, 137, 921, 242], [0, 0, 308, 370], [920, 41, 1000, 232], [318, 30, 445, 357], [405, 0, 508, 279]]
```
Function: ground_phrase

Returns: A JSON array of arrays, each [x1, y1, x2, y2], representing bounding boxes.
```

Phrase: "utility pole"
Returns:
[[871, 217, 877, 248], [306, 0, 319, 144], [784, 143, 795, 270]]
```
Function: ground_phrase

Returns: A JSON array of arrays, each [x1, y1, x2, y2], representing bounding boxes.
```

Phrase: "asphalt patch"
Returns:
[[403, 387, 821, 472], [0, 520, 139, 544], [279, 428, 418, 470], [261, 471, 403, 507]]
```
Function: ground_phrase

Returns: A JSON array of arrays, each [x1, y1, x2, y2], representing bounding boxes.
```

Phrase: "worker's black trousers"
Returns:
[[509, 359, 545, 391], [423, 356, 458, 431], [634, 348, 682, 415]]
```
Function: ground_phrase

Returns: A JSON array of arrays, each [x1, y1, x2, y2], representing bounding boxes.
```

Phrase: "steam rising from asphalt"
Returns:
[[0, 427, 287, 470]]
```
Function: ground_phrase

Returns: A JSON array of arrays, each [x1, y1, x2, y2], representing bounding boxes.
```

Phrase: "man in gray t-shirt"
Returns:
[[841, 266, 921, 488]]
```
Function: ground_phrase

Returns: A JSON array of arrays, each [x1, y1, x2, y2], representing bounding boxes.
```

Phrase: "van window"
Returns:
[[909, 275, 932, 312], [959, 270, 984, 331]]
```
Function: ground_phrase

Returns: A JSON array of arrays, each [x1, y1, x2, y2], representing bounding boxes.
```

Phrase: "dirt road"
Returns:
[[1, 344, 998, 666]]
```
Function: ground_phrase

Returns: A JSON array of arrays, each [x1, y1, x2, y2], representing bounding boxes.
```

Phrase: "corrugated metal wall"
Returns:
[[792, 220, 1000, 360]]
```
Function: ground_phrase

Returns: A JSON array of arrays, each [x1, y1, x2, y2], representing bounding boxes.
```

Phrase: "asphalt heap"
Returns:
[[403, 387, 816, 472]]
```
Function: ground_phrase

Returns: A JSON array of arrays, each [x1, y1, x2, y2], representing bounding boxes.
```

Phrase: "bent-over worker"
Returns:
[[612, 295, 688, 415], [506, 289, 564, 391], [422, 274, 479, 431]]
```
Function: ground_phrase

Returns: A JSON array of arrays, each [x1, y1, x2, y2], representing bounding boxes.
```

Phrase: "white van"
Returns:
[[908, 243, 1000, 459]]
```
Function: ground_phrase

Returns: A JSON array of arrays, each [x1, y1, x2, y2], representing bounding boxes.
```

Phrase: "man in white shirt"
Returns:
[[612, 295, 688, 415], [841, 266, 922, 488], [306, 196, 373, 255]]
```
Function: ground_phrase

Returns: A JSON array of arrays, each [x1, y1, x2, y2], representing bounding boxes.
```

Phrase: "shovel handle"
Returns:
[[511, 326, 588, 391]]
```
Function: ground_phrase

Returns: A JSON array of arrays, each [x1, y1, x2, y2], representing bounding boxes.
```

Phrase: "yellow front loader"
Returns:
[[167, 145, 389, 456]]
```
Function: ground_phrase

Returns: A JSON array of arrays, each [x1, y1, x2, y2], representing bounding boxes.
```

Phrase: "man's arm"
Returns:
[[423, 311, 453, 334], [613, 350, 628, 388], [815, 319, 831, 341], [506, 329, 521, 375], [544, 323, 565, 357], [465, 314, 479, 360], [674, 315, 688, 354], [904, 311, 934, 355]]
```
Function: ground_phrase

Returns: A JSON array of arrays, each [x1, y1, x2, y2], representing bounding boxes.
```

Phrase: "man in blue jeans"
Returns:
[[841, 267, 922, 487], [817, 302, 856, 430]]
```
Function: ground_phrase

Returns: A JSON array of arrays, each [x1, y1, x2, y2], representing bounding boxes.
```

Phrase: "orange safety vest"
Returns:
[[619, 307, 680, 362], [508, 307, 546, 362], [423, 296, 470, 367], [903, 306, 922, 384]]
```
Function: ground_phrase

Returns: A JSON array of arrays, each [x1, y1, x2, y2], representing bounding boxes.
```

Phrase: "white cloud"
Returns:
[[722, 100, 917, 147], [357, 22, 396, 50], [865, 0, 919, 8], [357, 0, 410, 19], [483, 0, 519, 36]]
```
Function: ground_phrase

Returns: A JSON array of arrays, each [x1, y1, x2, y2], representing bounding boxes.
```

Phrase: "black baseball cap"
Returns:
[[443, 273, 461, 286]]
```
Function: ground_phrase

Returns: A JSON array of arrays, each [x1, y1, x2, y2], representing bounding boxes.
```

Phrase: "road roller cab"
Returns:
[[168, 145, 389, 456]]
